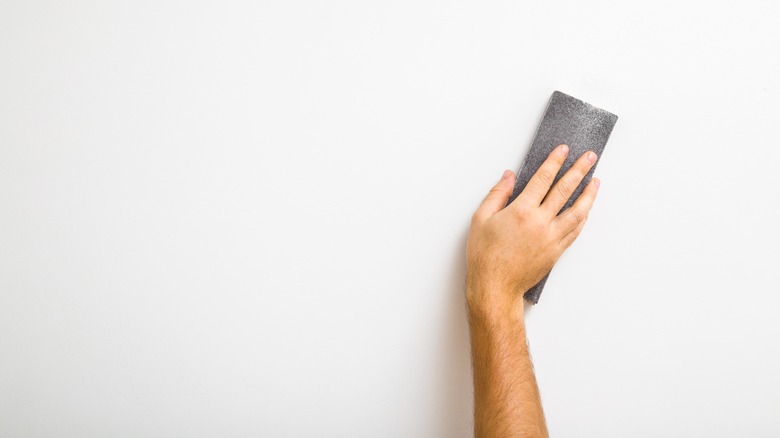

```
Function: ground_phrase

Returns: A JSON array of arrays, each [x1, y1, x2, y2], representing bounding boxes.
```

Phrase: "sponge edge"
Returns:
[[506, 91, 618, 304]]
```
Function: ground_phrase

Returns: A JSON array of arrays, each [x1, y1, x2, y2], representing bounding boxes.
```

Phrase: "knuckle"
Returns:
[[564, 208, 586, 225], [536, 170, 555, 187], [555, 179, 572, 199], [512, 200, 527, 213], [524, 213, 547, 232], [487, 187, 504, 197], [512, 201, 532, 218]]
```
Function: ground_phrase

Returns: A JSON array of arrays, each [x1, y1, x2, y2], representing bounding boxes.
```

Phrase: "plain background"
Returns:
[[1, 0, 779, 436]]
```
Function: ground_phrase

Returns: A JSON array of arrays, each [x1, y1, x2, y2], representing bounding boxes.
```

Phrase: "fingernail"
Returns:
[[593, 178, 601, 188], [588, 151, 597, 163], [560, 144, 569, 155], [501, 169, 512, 180]]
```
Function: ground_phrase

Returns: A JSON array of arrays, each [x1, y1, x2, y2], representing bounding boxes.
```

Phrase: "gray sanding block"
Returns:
[[506, 90, 618, 304]]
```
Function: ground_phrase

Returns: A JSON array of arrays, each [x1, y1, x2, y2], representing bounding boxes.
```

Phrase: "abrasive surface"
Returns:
[[506, 91, 618, 304]]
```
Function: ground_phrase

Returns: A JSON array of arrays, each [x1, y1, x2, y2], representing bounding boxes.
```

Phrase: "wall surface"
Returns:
[[1, 1, 779, 436]]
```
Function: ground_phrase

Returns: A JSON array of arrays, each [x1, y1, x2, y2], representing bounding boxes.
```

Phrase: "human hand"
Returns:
[[466, 144, 600, 320]]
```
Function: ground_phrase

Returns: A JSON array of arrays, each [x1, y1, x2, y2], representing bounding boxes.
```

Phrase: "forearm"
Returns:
[[467, 285, 548, 438]]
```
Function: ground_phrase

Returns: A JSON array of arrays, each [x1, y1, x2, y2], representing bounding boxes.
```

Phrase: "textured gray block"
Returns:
[[506, 91, 618, 304]]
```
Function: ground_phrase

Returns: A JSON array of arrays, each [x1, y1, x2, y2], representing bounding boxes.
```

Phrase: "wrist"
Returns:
[[466, 282, 525, 326]]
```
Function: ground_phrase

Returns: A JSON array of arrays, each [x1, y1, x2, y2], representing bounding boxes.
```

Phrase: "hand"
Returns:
[[466, 144, 600, 319]]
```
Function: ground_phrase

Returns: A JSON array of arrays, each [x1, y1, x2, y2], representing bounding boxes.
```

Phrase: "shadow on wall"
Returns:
[[433, 226, 473, 438]]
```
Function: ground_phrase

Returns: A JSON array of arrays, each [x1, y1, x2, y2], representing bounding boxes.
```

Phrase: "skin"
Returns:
[[466, 144, 600, 438]]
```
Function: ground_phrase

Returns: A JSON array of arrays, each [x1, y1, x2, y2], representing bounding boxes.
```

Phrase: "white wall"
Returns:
[[1, 1, 779, 436]]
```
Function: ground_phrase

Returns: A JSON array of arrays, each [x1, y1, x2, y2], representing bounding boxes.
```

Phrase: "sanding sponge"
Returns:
[[506, 91, 618, 304]]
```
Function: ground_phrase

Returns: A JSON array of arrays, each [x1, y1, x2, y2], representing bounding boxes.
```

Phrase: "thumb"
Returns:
[[474, 169, 515, 221]]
